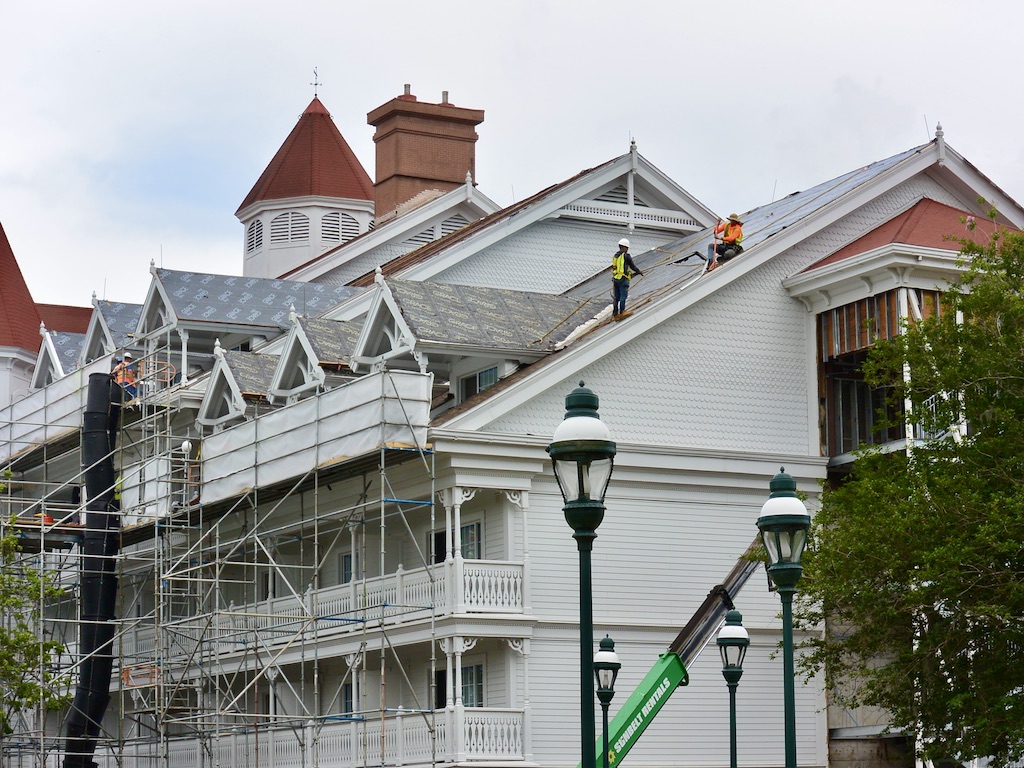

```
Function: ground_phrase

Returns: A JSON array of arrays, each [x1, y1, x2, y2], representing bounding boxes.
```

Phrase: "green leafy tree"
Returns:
[[0, 478, 71, 738], [798, 221, 1024, 765]]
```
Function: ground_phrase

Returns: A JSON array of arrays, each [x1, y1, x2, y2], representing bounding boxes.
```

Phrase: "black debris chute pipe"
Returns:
[[63, 373, 122, 768]]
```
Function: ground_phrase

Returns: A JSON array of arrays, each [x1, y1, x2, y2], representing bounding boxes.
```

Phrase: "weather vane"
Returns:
[[311, 67, 321, 97]]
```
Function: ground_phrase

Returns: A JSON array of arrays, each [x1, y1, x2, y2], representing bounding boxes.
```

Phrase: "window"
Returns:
[[463, 664, 484, 707], [431, 521, 482, 564], [340, 552, 353, 584], [246, 220, 263, 253], [433, 663, 484, 708], [341, 681, 354, 714], [270, 212, 310, 244], [461, 366, 498, 401]]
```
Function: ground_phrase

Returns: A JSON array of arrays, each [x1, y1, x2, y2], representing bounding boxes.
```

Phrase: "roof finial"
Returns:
[[214, 338, 223, 358], [630, 137, 637, 153], [935, 122, 946, 167], [289, 304, 298, 324], [466, 170, 473, 185], [310, 67, 321, 97], [374, 266, 384, 284], [39, 321, 47, 337]]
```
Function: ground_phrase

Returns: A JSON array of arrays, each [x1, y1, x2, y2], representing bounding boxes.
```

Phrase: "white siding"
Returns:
[[435, 221, 673, 294]]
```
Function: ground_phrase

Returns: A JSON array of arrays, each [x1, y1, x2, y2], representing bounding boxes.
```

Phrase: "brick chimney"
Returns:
[[368, 85, 484, 220]]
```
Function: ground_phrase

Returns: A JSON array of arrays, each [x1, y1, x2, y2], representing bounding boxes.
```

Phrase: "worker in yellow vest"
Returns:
[[611, 238, 644, 320]]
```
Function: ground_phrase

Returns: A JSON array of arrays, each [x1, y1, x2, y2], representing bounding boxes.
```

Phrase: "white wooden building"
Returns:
[[0, 90, 1021, 768]]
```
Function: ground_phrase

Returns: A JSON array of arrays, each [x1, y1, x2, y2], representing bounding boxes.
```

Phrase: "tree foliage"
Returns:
[[0, 481, 71, 737], [798, 221, 1024, 765]]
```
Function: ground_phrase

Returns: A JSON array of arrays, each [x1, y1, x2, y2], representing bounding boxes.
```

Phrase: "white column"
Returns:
[[179, 329, 189, 384], [506, 490, 530, 614], [452, 636, 477, 763], [452, 488, 478, 614], [508, 638, 532, 761]]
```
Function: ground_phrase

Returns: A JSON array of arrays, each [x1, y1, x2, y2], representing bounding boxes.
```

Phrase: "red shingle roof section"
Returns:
[[0, 220, 43, 352], [808, 199, 1007, 270], [236, 97, 374, 215], [37, 304, 92, 333]]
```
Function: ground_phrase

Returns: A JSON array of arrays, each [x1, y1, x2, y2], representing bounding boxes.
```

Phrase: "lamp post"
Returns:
[[756, 468, 811, 768], [548, 382, 617, 768], [717, 609, 749, 768], [593, 635, 621, 768]]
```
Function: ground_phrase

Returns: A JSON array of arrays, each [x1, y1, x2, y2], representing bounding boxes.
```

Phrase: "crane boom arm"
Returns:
[[587, 538, 763, 768]]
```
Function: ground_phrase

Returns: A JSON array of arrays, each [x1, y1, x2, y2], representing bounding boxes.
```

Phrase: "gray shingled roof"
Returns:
[[388, 279, 602, 350], [50, 331, 85, 372], [96, 300, 142, 347], [156, 269, 362, 329], [297, 316, 360, 364], [221, 350, 279, 397]]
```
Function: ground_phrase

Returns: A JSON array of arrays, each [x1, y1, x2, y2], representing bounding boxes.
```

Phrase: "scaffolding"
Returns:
[[0, 353, 444, 768]]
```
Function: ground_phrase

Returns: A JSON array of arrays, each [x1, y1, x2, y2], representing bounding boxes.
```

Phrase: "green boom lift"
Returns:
[[582, 538, 762, 768]]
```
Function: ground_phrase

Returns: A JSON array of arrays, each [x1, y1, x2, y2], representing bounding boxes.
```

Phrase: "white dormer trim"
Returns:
[[267, 313, 327, 405], [135, 265, 177, 340], [196, 342, 248, 429], [350, 276, 420, 373], [31, 328, 63, 389], [80, 302, 115, 365]]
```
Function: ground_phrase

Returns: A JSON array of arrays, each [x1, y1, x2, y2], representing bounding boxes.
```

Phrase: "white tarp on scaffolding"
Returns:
[[0, 356, 112, 463], [201, 370, 431, 505]]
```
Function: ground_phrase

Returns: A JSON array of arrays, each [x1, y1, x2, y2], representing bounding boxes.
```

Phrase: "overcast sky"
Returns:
[[2, 0, 1022, 307]]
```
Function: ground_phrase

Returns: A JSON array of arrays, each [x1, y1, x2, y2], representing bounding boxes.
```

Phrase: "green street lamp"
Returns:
[[548, 382, 616, 768], [593, 635, 621, 768], [757, 468, 811, 768], [717, 609, 749, 768]]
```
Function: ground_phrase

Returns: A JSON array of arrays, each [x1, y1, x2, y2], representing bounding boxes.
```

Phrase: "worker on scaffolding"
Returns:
[[112, 352, 137, 400]]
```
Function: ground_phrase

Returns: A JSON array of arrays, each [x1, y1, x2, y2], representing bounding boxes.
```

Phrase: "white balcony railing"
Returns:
[[116, 560, 525, 663], [96, 708, 526, 768]]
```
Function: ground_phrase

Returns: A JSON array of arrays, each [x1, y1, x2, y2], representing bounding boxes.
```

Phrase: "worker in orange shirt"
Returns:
[[705, 213, 744, 272], [112, 352, 137, 399]]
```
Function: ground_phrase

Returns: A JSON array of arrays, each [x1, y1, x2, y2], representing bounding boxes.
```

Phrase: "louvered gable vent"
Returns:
[[595, 185, 650, 207], [440, 214, 469, 236], [403, 228, 435, 249]]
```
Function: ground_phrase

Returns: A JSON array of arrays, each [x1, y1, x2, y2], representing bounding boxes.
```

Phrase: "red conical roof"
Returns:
[[236, 97, 374, 215], [0, 220, 43, 352]]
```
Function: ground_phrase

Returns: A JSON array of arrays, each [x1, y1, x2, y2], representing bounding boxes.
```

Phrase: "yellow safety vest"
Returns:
[[612, 252, 631, 281]]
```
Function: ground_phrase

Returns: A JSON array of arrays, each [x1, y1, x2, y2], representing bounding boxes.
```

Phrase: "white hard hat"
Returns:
[[124, 352, 133, 359], [618, 238, 630, 248]]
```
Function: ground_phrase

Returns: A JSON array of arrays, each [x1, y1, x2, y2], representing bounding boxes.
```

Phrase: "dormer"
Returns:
[[80, 296, 143, 364], [197, 343, 279, 431], [237, 97, 375, 280], [351, 275, 601, 407], [31, 325, 85, 389], [268, 312, 359, 405]]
